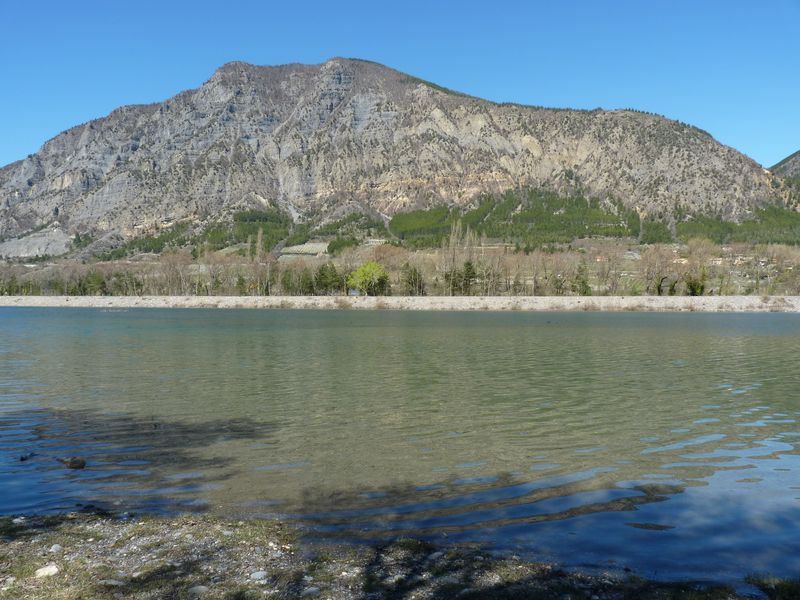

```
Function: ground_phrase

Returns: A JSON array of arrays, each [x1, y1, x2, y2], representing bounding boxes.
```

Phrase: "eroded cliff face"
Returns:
[[0, 58, 787, 241]]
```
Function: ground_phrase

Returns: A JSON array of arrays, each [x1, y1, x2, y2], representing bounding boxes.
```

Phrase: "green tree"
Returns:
[[640, 220, 673, 244], [572, 260, 592, 296], [327, 237, 358, 256], [444, 268, 463, 296], [280, 269, 296, 295], [314, 263, 341, 295], [298, 268, 315, 295], [346, 261, 390, 296], [685, 270, 706, 296], [84, 271, 107, 296], [461, 260, 477, 295], [236, 274, 248, 295], [401, 263, 425, 296]]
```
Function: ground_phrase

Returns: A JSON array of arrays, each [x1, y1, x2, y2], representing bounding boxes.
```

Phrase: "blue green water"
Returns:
[[1, 308, 799, 582]]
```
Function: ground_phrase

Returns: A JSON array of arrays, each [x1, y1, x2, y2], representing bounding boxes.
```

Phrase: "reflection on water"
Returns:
[[1, 308, 799, 582]]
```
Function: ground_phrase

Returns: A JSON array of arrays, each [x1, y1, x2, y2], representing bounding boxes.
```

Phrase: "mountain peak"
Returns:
[[0, 58, 789, 244]]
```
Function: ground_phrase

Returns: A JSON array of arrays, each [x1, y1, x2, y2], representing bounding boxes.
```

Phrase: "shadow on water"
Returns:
[[294, 471, 679, 542], [0, 406, 277, 515], [290, 462, 800, 584]]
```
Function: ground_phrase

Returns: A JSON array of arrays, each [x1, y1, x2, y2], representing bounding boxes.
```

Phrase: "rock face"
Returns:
[[0, 227, 71, 258], [772, 150, 800, 179], [0, 58, 788, 242]]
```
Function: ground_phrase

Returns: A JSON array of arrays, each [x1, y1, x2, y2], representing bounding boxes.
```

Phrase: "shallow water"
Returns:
[[1, 308, 799, 582]]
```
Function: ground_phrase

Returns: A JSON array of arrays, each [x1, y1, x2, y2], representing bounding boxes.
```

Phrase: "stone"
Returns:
[[187, 585, 209, 597], [98, 579, 125, 587], [34, 564, 59, 578], [60, 457, 86, 469], [250, 571, 268, 581], [49, 544, 63, 553], [301, 587, 321, 597]]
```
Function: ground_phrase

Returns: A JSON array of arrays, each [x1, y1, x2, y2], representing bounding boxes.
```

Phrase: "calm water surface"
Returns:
[[1, 308, 799, 582]]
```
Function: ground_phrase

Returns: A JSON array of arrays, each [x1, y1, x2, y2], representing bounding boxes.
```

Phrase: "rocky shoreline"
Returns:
[[1, 512, 792, 599], [1, 295, 800, 312]]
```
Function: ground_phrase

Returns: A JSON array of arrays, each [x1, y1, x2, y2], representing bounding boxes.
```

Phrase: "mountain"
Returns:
[[0, 58, 790, 251], [772, 150, 800, 179]]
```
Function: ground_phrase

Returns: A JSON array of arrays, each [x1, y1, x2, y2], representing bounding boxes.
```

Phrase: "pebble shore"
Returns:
[[2, 513, 788, 599]]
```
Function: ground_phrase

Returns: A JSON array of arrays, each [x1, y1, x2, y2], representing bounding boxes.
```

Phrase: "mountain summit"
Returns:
[[0, 58, 789, 241]]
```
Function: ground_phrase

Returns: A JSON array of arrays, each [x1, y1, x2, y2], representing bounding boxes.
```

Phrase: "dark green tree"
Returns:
[[444, 268, 463, 296], [298, 268, 315, 295], [280, 270, 296, 295], [461, 261, 477, 295], [401, 263, 425, 296], [314, 263, 341, 295], [572, 260, 592, 296]]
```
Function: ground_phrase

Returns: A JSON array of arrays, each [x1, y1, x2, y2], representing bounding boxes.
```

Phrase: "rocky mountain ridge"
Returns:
[[772, 150, 800, 179], [0, 58, 791, 253]]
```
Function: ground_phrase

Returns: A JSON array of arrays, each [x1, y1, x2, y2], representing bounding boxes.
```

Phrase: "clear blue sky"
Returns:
[[1, 0, 798, 168]]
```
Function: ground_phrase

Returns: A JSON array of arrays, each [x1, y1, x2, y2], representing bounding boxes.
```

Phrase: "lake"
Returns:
[[1, 307, 799, 583]]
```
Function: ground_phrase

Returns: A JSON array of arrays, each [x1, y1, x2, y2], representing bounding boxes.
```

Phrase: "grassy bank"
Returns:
[[1, 512, 794, 599]]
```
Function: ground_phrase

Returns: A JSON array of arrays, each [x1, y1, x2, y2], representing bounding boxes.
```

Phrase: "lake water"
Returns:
[[1, 308, 799, 583]]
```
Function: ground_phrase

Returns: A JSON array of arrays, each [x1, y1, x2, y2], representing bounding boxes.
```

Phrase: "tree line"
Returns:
[[3, 232, 800, 297]]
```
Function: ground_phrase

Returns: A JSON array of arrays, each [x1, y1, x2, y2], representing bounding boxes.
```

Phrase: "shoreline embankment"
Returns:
[[1, 295, 800, 312]]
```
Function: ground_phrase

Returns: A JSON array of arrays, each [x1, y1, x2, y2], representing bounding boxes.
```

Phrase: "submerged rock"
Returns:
[[59, 457, 86, 469]]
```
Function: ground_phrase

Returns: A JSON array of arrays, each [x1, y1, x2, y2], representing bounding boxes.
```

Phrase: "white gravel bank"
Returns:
[[1, 295, 799, 311]]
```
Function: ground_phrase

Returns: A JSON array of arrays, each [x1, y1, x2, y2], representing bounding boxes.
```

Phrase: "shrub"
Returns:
[[347, 261, 390, 296]]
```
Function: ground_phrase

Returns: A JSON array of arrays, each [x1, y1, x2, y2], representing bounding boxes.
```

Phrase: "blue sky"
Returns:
[[1, 0, 798, 168]]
